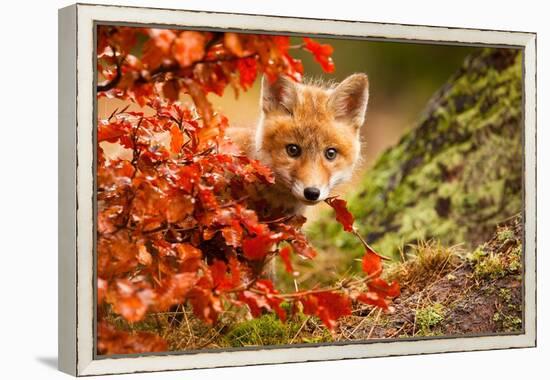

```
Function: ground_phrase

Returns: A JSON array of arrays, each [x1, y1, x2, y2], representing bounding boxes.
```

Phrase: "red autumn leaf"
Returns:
[[175, 243, 203, 272], [254, 280, 287, 322], [218, 138, 244, 156], [357, 291, 389, 309], [273, 36, 290, 53], [210, 259, 227, 289], [221, 220, 243, 247], [98, 120, 132, 143], [172, 31, 206, 68], [247, 158, 275, 184], [301, 291, 352, 331], [325, 197, 354, 232], [173, 163, 201, 193], [279, 246, 294, 273], [137, 244, 153, 266], [224, 32, 245, 56], [281, 53, 305, 82], [303, 37, 335, 73], [163, 80, 180, 102], [290, 237, 317, 260], [107, 279, 154, 322], [165, 193, 194, 223], [239, 290, 269, 317], [226, 257, 242, 290], [169, 124, 184, 154], [237, 57, 258, 89], [97, 321, 168, 355], [188, 277, 222, 324], [198, 186, 218, 210], [153, 273, 197, 311], [242, 233, 279, 261], [238, 208, 268, 236], [210, 257, 242, 292], [362, 248, 382, 277], [275, 220, 317, 259], [141, 29, 176, 69], [368, 278, 401, 298]]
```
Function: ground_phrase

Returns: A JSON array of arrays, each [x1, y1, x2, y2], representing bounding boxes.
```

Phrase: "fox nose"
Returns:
[[303, 187, 321, 201]]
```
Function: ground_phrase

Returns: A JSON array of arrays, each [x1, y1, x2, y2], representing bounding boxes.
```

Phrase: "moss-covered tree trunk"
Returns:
[[310, 48, 523, 262]]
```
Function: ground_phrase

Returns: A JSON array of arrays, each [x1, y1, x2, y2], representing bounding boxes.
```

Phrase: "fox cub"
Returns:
[[228, 73, 369, 218]]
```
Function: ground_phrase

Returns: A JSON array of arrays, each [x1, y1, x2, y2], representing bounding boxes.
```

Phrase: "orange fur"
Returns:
[[229, 73, 369, 217]]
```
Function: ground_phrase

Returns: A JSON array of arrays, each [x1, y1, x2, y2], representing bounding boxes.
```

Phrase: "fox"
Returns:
[[227, 73, 369, 219]]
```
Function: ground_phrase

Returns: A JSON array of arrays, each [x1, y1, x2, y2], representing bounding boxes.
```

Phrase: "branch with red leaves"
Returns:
[[97, 27, 335, 107], [96, 26, 397, 355], [234, 197, 400, 331]]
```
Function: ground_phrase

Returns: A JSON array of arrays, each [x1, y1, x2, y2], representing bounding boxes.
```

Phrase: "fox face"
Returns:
[[254, 73, 369, 208]]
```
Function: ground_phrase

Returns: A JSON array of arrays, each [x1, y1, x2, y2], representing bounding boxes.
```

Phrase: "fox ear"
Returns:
[[260, 75, 298, 115], [328, 73, 369, 129]]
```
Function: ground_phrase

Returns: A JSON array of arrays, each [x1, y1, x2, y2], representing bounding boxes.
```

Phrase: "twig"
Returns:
[[197, 323, 227, 349], [148, 52, 259, 84], [290, 316, 311, 344], [367, 309, 382, 339], [352, 227, 392, 261], [388, 323, 407, 338], [347, 307, 377, 339], [412, 293, 423, 336], [181, 306, 194, 348]]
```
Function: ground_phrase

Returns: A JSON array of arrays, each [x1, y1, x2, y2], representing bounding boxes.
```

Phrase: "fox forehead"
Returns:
[[292, 85, 333, 123], [263, 84, 357, 154]]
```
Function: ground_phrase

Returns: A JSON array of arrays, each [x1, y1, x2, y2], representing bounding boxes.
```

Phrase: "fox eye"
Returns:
[[286, 144, 301, 158], [325, 147, 338, 160]]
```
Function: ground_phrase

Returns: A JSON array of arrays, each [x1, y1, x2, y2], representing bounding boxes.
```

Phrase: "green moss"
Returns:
[[503, 315, 522, 332], [467, 245, 487, 263], [307, 48, 523, 272], [497, 228, 515, 243], [508, 246, 522, 272], [467, 227, 522, 279], [493, 311, 522, 332], [301, 330, 333, 344], [224, 313, 305, 347], [499, 288, 512, 303], [468, 249, 506, 279], [416, 303, 446, 336]]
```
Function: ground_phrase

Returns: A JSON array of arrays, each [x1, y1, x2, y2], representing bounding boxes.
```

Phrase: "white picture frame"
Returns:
[[58, 3, 537, 376]]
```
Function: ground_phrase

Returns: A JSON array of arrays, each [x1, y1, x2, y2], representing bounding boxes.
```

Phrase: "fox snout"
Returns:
[[291, 181, 330, 204], [286, 159, 333, 203], [304, 187, 321, 201]]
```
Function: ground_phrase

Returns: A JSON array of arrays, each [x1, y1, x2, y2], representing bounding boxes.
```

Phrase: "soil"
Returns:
[[333, 217, 523, 340]]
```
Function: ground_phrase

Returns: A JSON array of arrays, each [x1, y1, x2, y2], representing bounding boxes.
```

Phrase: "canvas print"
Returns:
[[95, 25, 524, 356]]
